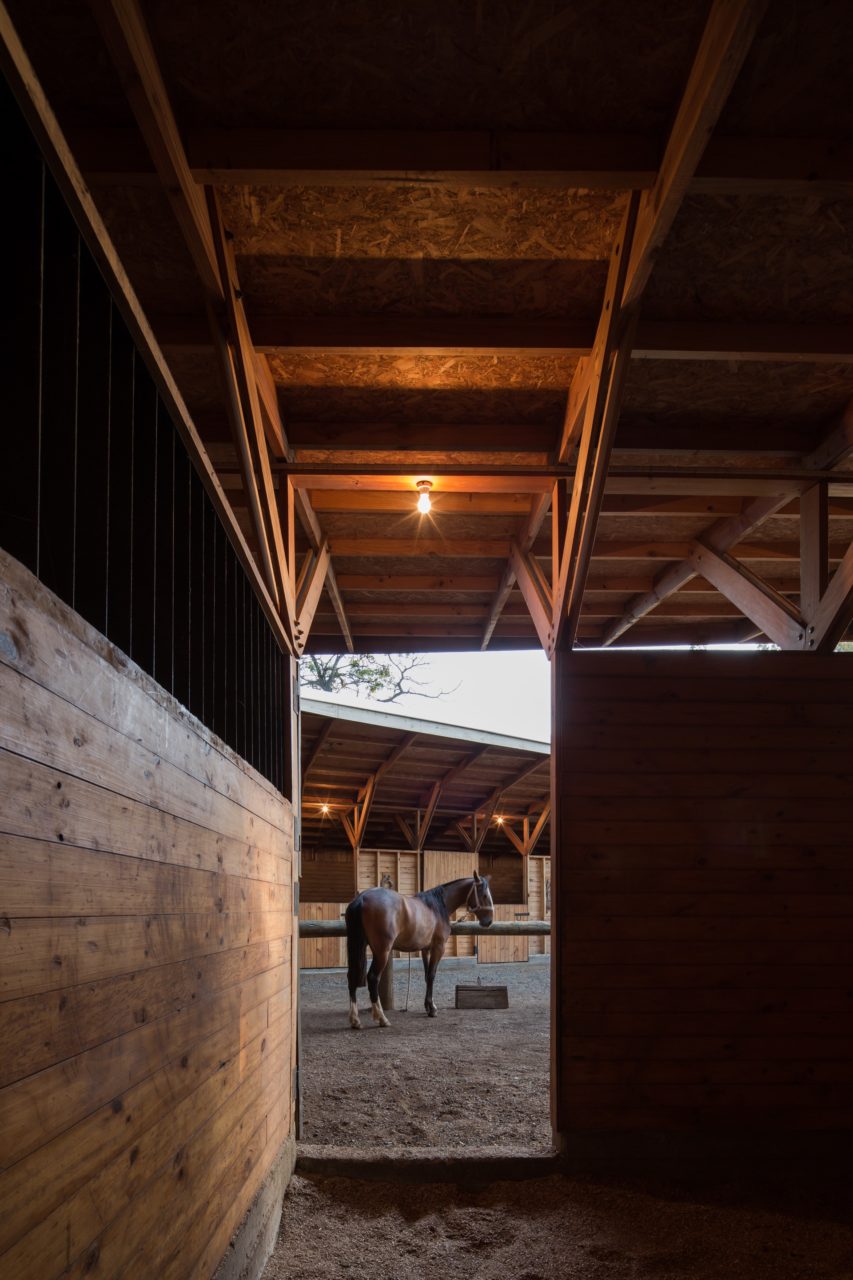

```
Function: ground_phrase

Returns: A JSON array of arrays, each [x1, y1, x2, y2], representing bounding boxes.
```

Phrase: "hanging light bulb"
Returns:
[[320, 803, 330, 816], [416, 479, 432, 514]]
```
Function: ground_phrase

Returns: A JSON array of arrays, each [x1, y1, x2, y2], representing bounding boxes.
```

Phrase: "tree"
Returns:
[[300, 653, 455, 703]]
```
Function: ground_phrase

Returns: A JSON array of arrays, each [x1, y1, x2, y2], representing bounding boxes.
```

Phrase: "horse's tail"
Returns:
[[345, 895, 368, 991]]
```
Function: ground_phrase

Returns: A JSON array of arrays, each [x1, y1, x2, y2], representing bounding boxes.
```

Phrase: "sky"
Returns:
[[302, 649, 553, 743]]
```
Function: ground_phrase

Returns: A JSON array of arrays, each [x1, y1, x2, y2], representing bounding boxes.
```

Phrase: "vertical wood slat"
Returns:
[[1, 82, 288, 794]]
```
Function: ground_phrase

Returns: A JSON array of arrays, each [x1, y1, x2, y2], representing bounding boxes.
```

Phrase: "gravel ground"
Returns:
[[298, 957, 551, 1150]]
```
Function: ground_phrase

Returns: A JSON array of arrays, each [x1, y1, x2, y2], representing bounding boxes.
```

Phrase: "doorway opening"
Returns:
[[296, 648, 553, 1155]]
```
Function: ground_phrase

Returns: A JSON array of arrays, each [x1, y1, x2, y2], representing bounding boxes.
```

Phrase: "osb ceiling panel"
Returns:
[[278, 385, 567, 427], [219, 185, 625, 262], [644, 195, 853, 323], [266, 352, 575, 390], [239, 255, 607, 319], [622, 360, 853, 427], [148, 0, 708, 132], [718, 0, 853, 138], [317, 512, 524, 541]]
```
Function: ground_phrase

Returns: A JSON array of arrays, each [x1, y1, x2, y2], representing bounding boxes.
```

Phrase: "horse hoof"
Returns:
[[350, 1020, 362, 1031], [428, 1008, 437, 1018]]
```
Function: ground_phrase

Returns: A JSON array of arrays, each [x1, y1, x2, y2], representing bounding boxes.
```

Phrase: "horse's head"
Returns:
[[468, 871, 494, 928]]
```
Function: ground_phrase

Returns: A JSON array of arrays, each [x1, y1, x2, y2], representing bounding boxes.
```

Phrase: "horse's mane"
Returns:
[[416, 876, 473, 923]]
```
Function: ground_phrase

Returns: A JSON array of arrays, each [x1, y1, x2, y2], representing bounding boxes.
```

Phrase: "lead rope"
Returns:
[[404, 949, 412, 1012]]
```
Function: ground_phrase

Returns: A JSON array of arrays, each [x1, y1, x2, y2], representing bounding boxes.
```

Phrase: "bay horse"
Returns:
[[344, 873, 494, 1029]]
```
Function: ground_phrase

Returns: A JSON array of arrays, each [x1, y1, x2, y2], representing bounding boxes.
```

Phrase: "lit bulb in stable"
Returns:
[[416, 479, 432, 514]]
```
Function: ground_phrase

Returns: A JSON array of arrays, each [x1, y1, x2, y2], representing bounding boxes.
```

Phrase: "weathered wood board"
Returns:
[[0, 552, 296, 1277]]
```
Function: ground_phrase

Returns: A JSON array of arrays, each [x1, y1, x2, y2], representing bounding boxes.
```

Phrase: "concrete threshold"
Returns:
[[296, 1143, 560, 1184]]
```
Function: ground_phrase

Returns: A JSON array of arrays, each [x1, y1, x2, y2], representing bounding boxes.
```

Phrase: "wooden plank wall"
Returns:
[[424, 850, 478, 957], [553, 650, 853, 1136], [301, 849, 354, 903], [358, 849, 420, 896], [0, 552, 296, 1278], [479, 849, 525, 902], [478, 905, 530, 963], [528, 857, 551, 956], [298, 903, 347, 968]]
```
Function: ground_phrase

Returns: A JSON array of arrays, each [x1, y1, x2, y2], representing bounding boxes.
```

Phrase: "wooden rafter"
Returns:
[[602, 404, 853, 647], [341, 732, 419, 850], [206, 195, 295, 635], [601, 492, 799, 646], [89, 0, 356, 654], [416, 782, 443, 852], [688, 544, 805, 650], [87, 0, 221, 297], [500, 801, 551, 857], [510, 541, 554, 651], [294, 541, 332, 654], [800, 484, 829, 621], [622, 0, 770, 306], [809, 543, 853, 653], [394, 815, 416, 849], [78, 126, 853, 198], [155, 314, 853, 362], [302, 720, 335, 781], [552, 195, 640, 651], [481, 491, 551, 650]]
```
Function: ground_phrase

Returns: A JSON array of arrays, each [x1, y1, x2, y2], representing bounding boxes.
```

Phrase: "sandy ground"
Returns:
[[298, 957, 551, 1150], [265, 960, 853, 1279], [267, 1171, 853, 1280]]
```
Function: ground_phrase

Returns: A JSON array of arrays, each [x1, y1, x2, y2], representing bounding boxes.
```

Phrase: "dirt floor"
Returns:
[[267, 1170, 853, 1280], [298, 956, 551, 1151], [266, 960, 853, 1279]]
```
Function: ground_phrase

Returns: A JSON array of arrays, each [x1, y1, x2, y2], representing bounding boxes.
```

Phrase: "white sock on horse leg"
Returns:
[[371, 998, 390, 1027], [349, 999, 361, 1029]]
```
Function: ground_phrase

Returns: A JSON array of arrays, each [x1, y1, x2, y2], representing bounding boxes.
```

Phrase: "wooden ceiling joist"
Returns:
[[78, 127, 853, 198], [157, 315, 853, 364]]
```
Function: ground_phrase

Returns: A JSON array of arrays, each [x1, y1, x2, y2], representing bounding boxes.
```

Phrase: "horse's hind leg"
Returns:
[[424, 939, 446, 1018], [367, 943, 392, 1028], [348, 977, 361, 1031]]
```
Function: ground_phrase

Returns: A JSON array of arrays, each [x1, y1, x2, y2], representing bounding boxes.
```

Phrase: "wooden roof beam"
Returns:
[[481, 491, 552, 651], [88, 0, 221, 297], [600, 492, 798, 646], [622, 0, 769, 306], [78, 127, 853, 197], [553, 194, 640, 647], [688, 543, 805, 649], [809, 541, 853, 653], [602, 406, 853, 645], [294, 541, 331, 654], [157, 315, 853, 363]]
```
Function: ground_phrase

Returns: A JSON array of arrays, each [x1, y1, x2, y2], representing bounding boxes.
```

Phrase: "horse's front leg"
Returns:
[[367, 942, 392, 1028], [424, 939, 446, 1018]]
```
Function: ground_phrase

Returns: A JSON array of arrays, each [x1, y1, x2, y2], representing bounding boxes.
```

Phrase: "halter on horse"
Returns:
[[344, 873, 494, 1029]]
